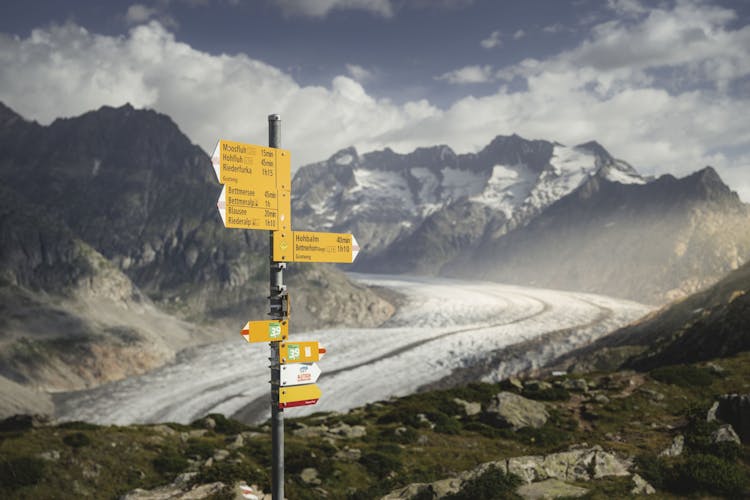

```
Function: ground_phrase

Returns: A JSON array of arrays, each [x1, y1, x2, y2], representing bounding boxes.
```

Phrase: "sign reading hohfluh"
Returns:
[[212, 139, 291, 231]]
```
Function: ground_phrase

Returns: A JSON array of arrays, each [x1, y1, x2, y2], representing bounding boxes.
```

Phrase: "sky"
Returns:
[[0, 0, 749, 200]]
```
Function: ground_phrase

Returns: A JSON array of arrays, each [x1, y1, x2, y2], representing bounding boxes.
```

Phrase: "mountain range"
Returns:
[[0, 102, 392, 402], [1, 100, 749, 418], [294, 136, 750, 304]]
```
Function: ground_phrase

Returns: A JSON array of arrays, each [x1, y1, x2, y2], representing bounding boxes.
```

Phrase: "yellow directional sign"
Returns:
[[212, 139, 291, 231], [273, 230, 360, 263], [278, 384, 321, 409], [240, 320, 288, 343], [279, 341, 326, 364]]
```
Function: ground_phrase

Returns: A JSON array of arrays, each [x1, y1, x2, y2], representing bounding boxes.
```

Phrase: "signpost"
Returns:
[[213, 114, 358, 500], [279, 341, 326, 364], [273, 230, 360, 263], [278, 384, 322, 409], [280, 363, 321, 387], [211, 140, 291, 231], [240, 320, 288, 343]]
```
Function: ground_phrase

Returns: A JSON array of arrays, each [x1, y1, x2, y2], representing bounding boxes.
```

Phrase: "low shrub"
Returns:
[[522, 386, 570, 402], [205, 413, 248, 435], [185, 438, 215, 459], [194, 459, 255, 485], [62, 432, 91, 448], [359, 451, 402, 479], [445, 464, 522, 499], [152, 451, 188, 476], [57, 421, 98, 431], [0, 456, 45, 489], [427, 411, 462, 435], [634, 453, 672, 489], [670, 453, 749, 497], [650, 365, 713, 388]]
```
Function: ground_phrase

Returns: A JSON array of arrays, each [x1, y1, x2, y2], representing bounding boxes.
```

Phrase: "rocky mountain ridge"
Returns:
[[550, 256, 750, 374], [294, 135, 644, 276], [0, 102, 393, 408], [294, 136, 750, 304]]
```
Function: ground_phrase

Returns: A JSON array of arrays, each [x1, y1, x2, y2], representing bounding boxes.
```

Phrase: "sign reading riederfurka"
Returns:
[[212, 139, 291, 231]]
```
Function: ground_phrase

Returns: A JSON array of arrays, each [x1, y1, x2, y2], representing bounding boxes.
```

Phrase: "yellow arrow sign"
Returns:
[[279, 341, 326, 364], [272, 230, 360, 263], [240, 320, 288, 343], [278, 384, 321, 409], [212, 139, 291, 231]]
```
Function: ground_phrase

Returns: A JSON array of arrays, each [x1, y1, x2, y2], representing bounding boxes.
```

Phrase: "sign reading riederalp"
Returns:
[[212, 139, 291, 231]]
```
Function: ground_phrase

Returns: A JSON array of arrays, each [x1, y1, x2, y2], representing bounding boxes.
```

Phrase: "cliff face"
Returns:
[[447, 167, 750, 304], [0, 102, 393, 407], [550, 258, 750, 373]]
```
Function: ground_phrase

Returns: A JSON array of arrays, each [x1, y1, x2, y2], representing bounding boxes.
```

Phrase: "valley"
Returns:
[[54, 274, 650, 425]]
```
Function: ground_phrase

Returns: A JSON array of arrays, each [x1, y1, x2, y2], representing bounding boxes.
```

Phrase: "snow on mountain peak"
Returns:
[[292, 134, 645, 257]]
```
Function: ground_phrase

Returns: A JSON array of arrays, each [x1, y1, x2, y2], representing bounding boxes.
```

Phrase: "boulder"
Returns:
[[485, 392, 549, 430], [631, 473, 656, 495], [328, 422, 366, 439], [516, 478, 589, 499], [706, 401, 719, 422], [300, 467, 321, 485], [292, 423, 328, 438], [562, 378, 589, 393], [659, 435, 684, 457], [507, 377, 525, 391], [120, 480, 225, 500], [382, 445, 633, 499], [335, 447, 362, 462], [716, 394, 750, 443], [380, 483, 432, 499], [227, 433, 244, 450], [453, 398, 481, 416], [507, 446, 632, 484], [524, 380, 553, 392], [711, 424, 741, 445]]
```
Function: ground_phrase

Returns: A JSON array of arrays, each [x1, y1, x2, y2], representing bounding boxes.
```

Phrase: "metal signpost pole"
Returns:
[[268, 113, 284, 500]]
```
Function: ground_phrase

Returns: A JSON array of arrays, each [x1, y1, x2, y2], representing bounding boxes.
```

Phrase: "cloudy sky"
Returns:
[[1, 0, 749, 199]]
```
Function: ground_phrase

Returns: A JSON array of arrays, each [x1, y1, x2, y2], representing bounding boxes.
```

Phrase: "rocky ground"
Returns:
[[2, 350, 749, 499]]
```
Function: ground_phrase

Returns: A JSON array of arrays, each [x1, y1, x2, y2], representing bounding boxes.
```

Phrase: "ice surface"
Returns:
[[335, 153, 353, 166], [440, 168, 485, 201], [471, 164, 534, 219], [55, 274, 651, 425]]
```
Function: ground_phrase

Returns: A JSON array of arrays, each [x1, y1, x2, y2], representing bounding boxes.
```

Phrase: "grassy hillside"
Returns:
[[2, 351, 749, 499]]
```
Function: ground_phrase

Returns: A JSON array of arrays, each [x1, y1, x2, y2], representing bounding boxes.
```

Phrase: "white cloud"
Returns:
[[0, 0, 749, 202], [345, 64, 373, 83], [512, 29, 525, 40], [542, 23, 567, 34], [124, 2, 178, 29], [125, 4, 158, 24], [274, 0, 393, 18], [480, 30, 502, 49], [436, 65, 494, 84], [0, 21, 434, 167]]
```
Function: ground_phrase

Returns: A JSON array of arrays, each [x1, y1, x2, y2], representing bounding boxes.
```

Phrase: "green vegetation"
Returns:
[[1, 352, 749, 498], [650, 364, 715, 387], [445, 465, 522, 499]]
